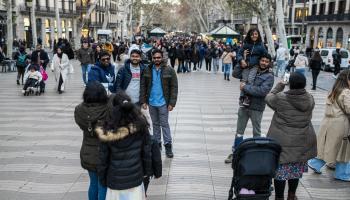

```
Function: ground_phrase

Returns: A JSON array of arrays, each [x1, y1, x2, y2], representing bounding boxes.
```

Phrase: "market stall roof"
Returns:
[[209, 25, 240, 36], [150, 27, 167, 34]]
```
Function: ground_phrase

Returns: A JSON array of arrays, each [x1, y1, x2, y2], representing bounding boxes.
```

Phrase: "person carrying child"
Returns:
[[234, 28, 268, 107]]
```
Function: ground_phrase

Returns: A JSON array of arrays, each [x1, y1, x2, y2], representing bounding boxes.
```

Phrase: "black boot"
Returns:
[[224, 74, 227, 80], [17, 80, 20, 85], [164, 144, 174, 158]]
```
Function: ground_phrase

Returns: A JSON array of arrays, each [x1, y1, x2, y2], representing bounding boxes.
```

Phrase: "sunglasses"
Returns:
[[152, 57, 162, 59], [101, 57, 110, 61]]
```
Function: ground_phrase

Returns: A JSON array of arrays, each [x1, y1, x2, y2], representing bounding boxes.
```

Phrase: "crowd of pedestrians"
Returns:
[[4, 28, 349, 200]]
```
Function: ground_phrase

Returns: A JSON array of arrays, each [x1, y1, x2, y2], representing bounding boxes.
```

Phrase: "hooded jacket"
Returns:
[[88, 62, 115, 92], [266, 83, 317, 164], [74, 102, 108, 171], [96, 124, 152, 190]]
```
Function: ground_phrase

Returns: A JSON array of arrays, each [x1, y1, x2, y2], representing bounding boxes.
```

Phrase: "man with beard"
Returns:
[[225, 53, 274, 163], [140, 49, 178, 158], [114, 49, 145, 104], [31, 44, 50, 70], [88, 51, 115, 94]]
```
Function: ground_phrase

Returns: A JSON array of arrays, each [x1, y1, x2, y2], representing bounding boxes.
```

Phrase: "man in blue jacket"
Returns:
[[225, 53, 274, 163], [114, 49, 145, 104], [88, 51, 115, 94]]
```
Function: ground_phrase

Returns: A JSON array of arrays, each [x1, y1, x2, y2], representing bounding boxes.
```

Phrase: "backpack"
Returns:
[[17, 52, 26, 67]]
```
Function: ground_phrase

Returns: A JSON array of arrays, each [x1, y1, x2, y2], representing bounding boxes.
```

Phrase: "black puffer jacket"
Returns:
[[74, 102, 108, 172], [96, 124, 152, 190]]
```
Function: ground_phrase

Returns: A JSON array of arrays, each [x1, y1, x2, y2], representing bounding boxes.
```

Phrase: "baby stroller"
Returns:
[[23, 64, 48, 96], [228, 137, 281, 200]]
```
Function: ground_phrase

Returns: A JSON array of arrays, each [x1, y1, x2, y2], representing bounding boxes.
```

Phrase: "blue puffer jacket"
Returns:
[[242, 67, 274, 111], [237, 42, 267, 67], [88, 62, 115, 92], [114, 59, 145, 92]]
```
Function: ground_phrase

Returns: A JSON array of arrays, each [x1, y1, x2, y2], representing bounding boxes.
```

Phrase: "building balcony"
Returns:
[[306, 13, 350, 22]]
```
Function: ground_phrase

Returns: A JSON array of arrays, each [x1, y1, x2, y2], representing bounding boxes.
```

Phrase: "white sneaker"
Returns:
[[22, 90, 25, 94]]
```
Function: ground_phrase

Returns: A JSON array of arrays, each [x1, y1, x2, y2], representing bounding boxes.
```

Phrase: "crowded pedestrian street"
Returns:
[[0, 60, 349, 200]]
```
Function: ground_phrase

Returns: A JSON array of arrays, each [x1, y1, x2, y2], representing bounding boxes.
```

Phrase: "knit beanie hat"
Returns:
[[289, 72, 306, 89]]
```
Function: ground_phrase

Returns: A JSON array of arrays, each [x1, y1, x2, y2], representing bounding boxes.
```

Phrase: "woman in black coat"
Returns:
[[74, 81, 109, 200], [96, 91, 152, 200], [309, 51, 322, 90]]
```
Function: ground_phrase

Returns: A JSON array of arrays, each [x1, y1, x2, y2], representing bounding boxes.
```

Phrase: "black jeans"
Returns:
[[23, 78, 37, 90], [274, 179, 299, 198], [177, 59, 184, 73], [312, 69, 320, 89], [334, 63, 341, 76], [17, 67, 25, 84], [58, 73, 63, 92], [170, 58, 176, 68], [205, 58, 212, 71]]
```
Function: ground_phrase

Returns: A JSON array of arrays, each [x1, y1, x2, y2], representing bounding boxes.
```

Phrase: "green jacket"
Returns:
[[140, 63, 178, 107]]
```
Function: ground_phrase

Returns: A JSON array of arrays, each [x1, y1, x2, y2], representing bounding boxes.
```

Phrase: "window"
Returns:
[[320, 3, 325, 15], [338, 0, 346, 14], [321, 50, 329, 56], [328, 2, 335, 14]]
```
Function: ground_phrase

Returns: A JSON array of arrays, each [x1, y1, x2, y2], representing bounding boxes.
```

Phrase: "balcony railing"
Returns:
[[306, 13, 350, 21]]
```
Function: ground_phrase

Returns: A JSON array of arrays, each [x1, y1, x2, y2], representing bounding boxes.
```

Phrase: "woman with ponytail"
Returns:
[[96, 91, 152, 200]]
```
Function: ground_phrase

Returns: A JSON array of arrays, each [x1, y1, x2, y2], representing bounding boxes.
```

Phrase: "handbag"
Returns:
[[68, 63, 74, 74]]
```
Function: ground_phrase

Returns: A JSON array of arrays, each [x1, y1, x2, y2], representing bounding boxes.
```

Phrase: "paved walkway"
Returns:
[[0, 61, 349, 200]]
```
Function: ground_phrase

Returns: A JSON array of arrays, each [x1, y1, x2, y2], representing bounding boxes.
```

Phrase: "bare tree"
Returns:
[[55, 0, 62, 38], [276, 0, 288, 48], [102, 0, 111, 29], [31, 0, 37, 47], [6, 0, 13, 57]]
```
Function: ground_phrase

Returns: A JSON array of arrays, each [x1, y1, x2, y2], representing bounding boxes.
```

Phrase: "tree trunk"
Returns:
[[55, 0, 62, 38], [81, 0, 98, 30], [31, 0, 37, 48], [128, 0, 133, 38], [259, 0, 275, 56], [276, 0, 288, 48], [6, 0, 13, 57], [102, 0, 111, 29], [73, 18, 81, 50]]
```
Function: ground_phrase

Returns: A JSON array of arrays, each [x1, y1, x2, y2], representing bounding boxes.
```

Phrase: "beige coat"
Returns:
[[317, 89, 350, 163]]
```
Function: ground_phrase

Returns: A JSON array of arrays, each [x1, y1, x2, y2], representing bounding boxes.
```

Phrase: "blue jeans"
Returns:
[[149, 104, 172, 145], [276, 60, 286, 77], [88, 171, 107, 200], [212, 58, 220, 73], [308, 158, 350, 181], [82, 64, 89, 84], [223, 63, 232, 76], [295, 68, 306, 76]]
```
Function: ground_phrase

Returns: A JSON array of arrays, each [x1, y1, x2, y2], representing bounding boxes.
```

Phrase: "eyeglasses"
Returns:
[[101, 57, 110, 61], [152, 57, 162, 59]]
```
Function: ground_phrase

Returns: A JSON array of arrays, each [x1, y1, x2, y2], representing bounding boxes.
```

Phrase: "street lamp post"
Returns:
[[26, 1, 33, 48]]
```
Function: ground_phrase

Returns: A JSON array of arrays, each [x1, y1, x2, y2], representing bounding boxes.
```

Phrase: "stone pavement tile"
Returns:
[[62, 191, 86, 200], [12, 192, 64, 200], [166, 183, 214, 196], [166, 194, 215, 200]]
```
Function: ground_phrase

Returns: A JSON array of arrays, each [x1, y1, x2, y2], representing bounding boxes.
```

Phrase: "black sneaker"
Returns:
[[17, 80, 20, 85], [164, 144, 174, 158]]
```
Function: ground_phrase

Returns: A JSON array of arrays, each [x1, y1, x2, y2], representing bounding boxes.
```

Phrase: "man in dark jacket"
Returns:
[[140, 49, 178, 158], [114, 49, 145, 104], [168, 43, 177, 68], [77, 40, 94, 85], [31, 44, 50, 70], [88, 51, 115, 94], [225, 53, 274, 163], [333, 48, 342, 78]]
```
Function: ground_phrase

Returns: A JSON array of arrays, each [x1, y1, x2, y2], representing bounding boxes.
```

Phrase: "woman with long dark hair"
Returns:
[[74, 81, 109, 200], [309, 50, 322, 90], [308, 70, 350, 181], [51, 46, 70, 94], [96, 91, 152, 199]]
